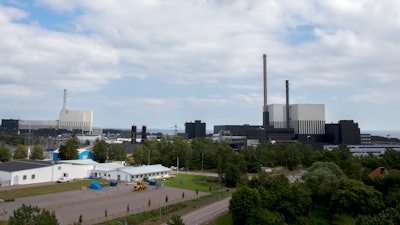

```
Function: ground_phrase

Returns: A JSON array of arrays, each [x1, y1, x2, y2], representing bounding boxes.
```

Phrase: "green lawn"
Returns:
[[162, 174, 222, 193], [0, 180, 104, 200]]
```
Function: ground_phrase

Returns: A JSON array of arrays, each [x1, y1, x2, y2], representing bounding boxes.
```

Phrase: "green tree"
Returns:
[[61, 134, 79, 160], [0, 143, 12, 162], [108, 144, 126, 161], [167, 215, 185, 225], [241, 147, 260, 173], [8, 204, 59, 225], [355, 204, 400, 225], [329, 178, 384, 216], [93, 139, 109, 163], [229, 186, 262, 225], [302, 162, 344, 205], [13, 144, 27, 159], [381, 149, 400, 170], [172, 137, 192, 169], [30, 145, 44, 160]]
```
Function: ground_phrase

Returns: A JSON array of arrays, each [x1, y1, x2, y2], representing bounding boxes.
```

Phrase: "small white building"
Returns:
[[90, 164, 172, 182]]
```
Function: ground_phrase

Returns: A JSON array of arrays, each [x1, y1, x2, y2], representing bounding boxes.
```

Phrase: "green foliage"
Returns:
[[329, 178, 384, 216], [356, 204, 400, 225], [302, 162, 345, 205], [0, 133, 24, 146], [381, 149, 400, 170], [232, 173, 311, 225], [0, 142, 12, 162], [59, 134, 79, 160], [30, 145, 44, 160], [13, 144, 27, 159], [93, 139, 109, 163], [229, 186, 262, 225], [167, 215, 185, 225], [240, 147, 260, 173], [108, 144, 126, 161], [8, 204, 59, 225]]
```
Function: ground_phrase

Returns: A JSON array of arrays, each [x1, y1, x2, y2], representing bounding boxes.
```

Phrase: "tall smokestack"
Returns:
[[262, 54, 270, 128], [263, 54, 267, 112], [63, 89, 67, 110], [286, 80, 290, 129], [131, 125, 137, 144], [142, 125, 147, 140]]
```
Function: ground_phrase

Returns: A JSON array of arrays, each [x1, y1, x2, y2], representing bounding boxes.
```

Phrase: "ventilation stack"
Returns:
[[262, 54, 270, 128], [142, 125, 147, 140], [286, 80, 290, 129], [131, 125, 137, 144], [63, 89, 67, 110]]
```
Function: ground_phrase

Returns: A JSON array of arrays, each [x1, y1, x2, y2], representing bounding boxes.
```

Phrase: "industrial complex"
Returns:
[[1, 54, 398, 157]]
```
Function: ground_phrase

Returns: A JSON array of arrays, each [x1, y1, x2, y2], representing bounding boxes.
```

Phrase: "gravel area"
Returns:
[[0, 182, 208, 225]]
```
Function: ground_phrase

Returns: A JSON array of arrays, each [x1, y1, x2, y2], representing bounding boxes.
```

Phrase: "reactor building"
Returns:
[[213, 54, 361, 149], [1, 89, 95, 135]]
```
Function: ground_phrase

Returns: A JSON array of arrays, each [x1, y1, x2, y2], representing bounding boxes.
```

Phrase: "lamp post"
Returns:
[[186, 149, 189, 172], [148, 149, 151, 165], [201, 153, 204, 173]]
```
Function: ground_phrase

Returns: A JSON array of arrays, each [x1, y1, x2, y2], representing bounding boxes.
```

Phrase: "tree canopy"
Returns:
[[8, 204, 59, 225], [13, 144, 27, 159], [0, 142, 12, 162]]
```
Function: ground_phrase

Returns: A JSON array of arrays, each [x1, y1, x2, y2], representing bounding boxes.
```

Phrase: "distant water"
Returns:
[[363, 130, 400, 139]]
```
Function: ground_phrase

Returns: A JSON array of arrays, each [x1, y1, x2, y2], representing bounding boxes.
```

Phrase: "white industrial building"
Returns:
[[269, 104, 325, 135], [90, 164, 172, 183], [5, 89, 95, 134], [324, 144, 400, 156], [0, 160, 171, 187], [0, 160, 95, 186]]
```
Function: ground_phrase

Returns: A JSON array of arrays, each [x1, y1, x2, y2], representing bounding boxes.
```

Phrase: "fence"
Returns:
[[79, 193, 198, 225]]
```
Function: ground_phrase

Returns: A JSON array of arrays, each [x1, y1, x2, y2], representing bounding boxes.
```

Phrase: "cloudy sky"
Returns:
[[1, 0, 400, 132]]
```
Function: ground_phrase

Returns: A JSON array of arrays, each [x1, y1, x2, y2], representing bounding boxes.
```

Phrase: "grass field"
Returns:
[[0, 179, 105, 200], [162, 174, 222, 193]]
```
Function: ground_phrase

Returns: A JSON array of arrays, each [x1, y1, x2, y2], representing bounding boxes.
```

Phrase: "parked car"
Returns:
[[57, 177, 70, 183]]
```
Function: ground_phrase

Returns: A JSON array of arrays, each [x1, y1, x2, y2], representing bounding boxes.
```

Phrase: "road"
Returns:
[[180, 197, 231, 225]]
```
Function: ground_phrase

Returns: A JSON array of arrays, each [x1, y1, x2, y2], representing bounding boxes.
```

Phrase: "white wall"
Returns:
[[290, 104, 325, 121], [0, 171, 11, 186], [10, 167, 54, 186], [53, 163, 94, 180], [59, 109, 93, 132]]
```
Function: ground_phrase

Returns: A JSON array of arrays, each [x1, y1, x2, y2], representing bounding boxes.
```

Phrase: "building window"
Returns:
[[23, 175, 27, 180], [108, 174, 110, 177], [58, 166, 62, 170], [31, 174, 35, 179]]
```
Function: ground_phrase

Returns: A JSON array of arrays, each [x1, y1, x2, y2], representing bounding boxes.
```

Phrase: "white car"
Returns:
[[57, 177, 70, 183]]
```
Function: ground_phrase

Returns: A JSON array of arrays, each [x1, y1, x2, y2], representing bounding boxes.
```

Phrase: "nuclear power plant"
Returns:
[[212, 54, 361, 149], [1, 89, 96, 135], [2, 54, 363, 150]]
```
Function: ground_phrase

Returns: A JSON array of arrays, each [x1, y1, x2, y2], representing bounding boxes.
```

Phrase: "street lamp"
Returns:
[[148, 149, 151, 165], [201, 153, 204, 173], [186, 149, 189, 172]]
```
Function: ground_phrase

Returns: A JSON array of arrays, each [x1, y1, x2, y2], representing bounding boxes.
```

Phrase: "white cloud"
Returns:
[[1, 0, 400, 129]]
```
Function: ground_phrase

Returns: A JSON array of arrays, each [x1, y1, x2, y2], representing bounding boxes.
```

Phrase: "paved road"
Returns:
[[180, 197, 231, 225]]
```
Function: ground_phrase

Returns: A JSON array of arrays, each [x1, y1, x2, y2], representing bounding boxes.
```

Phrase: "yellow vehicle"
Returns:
[[133, 182, 148, 191]]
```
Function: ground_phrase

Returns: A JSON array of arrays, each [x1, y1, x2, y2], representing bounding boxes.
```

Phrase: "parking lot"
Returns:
[[1, 182, 207, 225]]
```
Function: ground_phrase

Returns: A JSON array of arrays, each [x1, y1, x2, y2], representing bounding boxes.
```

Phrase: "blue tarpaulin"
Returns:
[[89, 181, 103, 190]]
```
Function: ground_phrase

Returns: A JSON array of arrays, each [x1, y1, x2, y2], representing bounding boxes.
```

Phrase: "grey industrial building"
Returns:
[[212, 54, 361, 150]]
